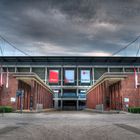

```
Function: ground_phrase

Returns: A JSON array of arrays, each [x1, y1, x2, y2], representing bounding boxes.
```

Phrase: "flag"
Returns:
[[65, 70, 74, 83], [49, 70, 59, 83], [81, 70, 90, 83], [6, 67, 9, 88], [134, 68, 138, 88], [0, 65, 3, 86]]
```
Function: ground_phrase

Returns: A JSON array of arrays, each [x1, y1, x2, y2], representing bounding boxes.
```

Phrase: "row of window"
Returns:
[[53, 93, 86, 98], [53, 89, 86, 98]]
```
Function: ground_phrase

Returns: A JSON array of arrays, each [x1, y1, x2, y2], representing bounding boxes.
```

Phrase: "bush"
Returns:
[[0, 106, 13, 113], [128, 107, 140, 113]]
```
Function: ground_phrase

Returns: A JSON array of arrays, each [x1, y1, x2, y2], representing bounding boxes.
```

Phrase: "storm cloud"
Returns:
[[0, 0, 140, 56]]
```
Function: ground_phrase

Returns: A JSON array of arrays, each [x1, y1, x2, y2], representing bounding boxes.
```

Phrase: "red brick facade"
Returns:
[[86, 73, 140, 111], [0, 73, 18, 109], [0, 73, 53, 111]]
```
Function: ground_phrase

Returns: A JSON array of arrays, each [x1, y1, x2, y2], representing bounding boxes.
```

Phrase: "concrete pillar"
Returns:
[[31, 80, 35, 110], [24, 87, 27, 109], [104, 80, 109, 110], [76, 100, 79, 110], [54, 100, 58, 109], [61, 67, 63, 86], [61, 99, 63, 110], [77, 67, 78, 86], [60, 86, 63, 109], [28, 89, 30, 110]]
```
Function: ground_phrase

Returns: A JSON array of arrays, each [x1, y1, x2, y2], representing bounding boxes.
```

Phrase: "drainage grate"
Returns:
[[115, 124, 140, 135], [0, 126, 19, 135]]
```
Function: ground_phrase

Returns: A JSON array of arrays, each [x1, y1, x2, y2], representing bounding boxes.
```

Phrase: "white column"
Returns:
[[30, 67, 32, 73], [45, 67, 47, 84], [107, 67, 110, 73], [92, 67, 95, 85], [61, 66, 63, 110], [123, 67, 125, 73], [15, 66, 17, 72]]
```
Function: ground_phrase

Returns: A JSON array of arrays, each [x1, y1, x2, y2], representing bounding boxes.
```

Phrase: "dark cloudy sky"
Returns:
[[0, 0, 140, 56]]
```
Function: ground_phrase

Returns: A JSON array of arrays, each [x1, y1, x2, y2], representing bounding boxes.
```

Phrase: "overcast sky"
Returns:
[[0, 0, 140, 56]]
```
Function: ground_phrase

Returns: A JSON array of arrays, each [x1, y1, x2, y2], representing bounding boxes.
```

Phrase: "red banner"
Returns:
[[49, 70, 59, 83]]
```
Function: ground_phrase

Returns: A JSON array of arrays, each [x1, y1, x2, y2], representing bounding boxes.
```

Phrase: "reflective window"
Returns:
[[94, 68, 108, 82], [32, 67, 45, 80]]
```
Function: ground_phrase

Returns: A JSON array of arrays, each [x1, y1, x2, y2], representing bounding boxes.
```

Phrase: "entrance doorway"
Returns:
[[78, 100, 86, 110], [62, 100, 77, 110]]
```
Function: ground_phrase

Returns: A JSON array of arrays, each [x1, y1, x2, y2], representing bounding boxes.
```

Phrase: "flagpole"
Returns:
[[0, 65, 3, 86]]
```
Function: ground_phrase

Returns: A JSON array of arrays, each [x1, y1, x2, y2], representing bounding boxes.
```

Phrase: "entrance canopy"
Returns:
[[87, 73, 127, 94], [13, 72, 53, 94]]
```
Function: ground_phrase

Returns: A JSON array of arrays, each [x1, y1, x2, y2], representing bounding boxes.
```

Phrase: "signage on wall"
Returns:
[[124, 98, 129, 103], [11, 97, 16, 102], [79, 89, 86, 98], [65, 70, 74, 83], [79, 89, 86, 93], [49, 70, 59, 83], [53, 90, 59, 93], [81, 70, 90, 83]]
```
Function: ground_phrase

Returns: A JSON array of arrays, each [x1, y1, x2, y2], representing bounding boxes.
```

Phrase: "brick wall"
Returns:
[[0, 73, 18, 110], [86, 74, 140, 111], [121, 75, 140, 109], [0, 73, 53, 111]]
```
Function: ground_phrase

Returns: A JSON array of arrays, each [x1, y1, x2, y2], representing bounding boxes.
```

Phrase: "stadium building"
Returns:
[[0, 56, 140, 111]]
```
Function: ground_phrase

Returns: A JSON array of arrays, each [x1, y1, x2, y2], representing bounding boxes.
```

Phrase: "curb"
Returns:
[[84, 108, 122, 114], [15, 108, 56, 113]]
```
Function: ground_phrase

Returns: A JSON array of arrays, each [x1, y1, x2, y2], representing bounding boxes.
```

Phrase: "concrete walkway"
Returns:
[[0, 111, 140, 140]]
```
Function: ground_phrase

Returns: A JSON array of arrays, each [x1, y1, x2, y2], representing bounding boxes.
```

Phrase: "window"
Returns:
[[32, 67, 45, 80], [94, 68, 108, 82]]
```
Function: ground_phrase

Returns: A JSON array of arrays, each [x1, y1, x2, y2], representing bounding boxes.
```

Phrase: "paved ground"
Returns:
[[0, 111, 140, 140]]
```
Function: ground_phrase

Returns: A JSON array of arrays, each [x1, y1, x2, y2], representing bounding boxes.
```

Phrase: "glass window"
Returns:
[[110, 68, 123, 72], [53, 89, 61, 98], [125, 68, 135, 72], [62, 89, 77, 98], [78, 89, 86, 98], [3, 67, 15, 72], [94, 68, 108, 81], [17, 67, 30, 72], [32, 67, 45, 80]]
